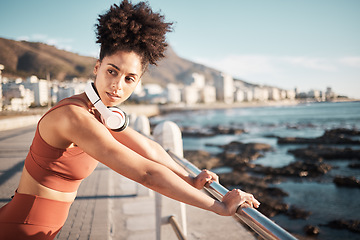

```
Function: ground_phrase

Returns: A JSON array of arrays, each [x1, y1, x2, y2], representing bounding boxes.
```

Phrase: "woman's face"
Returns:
[[93, 50, 143, 106]]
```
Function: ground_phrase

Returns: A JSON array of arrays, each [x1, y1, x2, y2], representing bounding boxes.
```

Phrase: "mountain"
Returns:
[[0, 37, 254, 88], [0, 37, 96, 80]]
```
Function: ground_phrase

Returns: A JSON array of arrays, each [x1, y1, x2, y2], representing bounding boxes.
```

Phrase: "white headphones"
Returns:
[[85, 82, 129, 131]]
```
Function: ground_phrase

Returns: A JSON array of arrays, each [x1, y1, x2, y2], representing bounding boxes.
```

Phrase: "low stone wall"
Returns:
[[0, 105, 160, 131], [121, 104, 160, 117], [0, 115, 42, 131]]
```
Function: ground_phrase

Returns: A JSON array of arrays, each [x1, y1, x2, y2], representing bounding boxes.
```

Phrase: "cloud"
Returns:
[[339, 57, 360, 68], [195, 54, 353, 80], [193, 54, 360, 98], [16, 34, 74, 52], [195, 55, 280, 77], [282, 57, 338, 71], [16, 36, 30, 41]]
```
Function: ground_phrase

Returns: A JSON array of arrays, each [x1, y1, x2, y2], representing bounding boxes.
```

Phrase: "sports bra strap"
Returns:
[[67, 96, 90, 107], [38, 96, 91, 124]]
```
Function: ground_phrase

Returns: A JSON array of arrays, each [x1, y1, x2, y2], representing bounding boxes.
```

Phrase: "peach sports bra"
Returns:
[[24, 97, 99, 192]]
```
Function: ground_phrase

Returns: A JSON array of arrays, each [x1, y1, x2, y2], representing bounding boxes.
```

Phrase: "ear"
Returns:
[[93, 60, 101, 75]]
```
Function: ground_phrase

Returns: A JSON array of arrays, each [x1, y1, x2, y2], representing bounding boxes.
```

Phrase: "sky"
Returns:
[[1, 0, 360, 98]]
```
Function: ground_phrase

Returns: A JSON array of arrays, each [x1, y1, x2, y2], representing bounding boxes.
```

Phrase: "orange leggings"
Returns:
[[0, 191, 72, 240]]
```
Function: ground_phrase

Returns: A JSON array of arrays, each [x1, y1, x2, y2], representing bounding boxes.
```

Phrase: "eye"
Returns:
[[107, 69, 118, 76], [125, 76, 136, 83]]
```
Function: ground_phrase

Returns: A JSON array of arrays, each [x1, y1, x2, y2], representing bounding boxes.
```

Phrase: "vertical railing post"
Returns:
[[153, 121, 187, 240], [133, 115, 153, 197], [133, 115, 151, 136]]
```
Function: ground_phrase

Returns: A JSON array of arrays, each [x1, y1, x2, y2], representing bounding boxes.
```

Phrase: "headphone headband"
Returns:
[[85, 82, 101, 106], [85, 82, 128, 131]]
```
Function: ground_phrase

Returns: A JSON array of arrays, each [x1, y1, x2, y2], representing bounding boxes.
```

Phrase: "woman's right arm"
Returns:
[[54, 105, 260, 215]]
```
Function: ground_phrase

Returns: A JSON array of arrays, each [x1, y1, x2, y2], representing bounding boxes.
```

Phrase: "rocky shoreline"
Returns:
[[182, 126, 360, 237]]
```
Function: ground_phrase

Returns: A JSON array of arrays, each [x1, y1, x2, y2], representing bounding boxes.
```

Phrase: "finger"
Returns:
[[246, 193, 260, 208], [246, 196, 260, 208], [201, 170, 218, 186], [253, 198, 260, 208], [237, 191, 260, 209], [239, 202, 252, 209], [209, 171, 219, 182]]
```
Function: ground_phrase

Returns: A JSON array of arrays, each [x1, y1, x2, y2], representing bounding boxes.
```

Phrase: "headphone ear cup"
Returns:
[[103, 106, 129, 132]]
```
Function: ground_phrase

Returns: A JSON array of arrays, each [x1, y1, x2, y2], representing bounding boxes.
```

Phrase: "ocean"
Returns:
[[151, 101, 360, 240]]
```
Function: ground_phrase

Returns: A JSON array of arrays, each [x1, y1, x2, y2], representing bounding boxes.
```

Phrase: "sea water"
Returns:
[[151, 101, 360, 239]]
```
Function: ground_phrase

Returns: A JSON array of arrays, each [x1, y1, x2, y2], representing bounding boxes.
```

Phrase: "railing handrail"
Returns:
[[168, 215, 187, 240], [168, 151, 298, 240]]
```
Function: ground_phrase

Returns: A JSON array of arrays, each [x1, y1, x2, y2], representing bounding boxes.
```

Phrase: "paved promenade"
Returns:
[[0, 124, 256, 240]]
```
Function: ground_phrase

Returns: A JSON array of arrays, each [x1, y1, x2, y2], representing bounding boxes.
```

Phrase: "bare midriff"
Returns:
[[17, 167, 77, 202]]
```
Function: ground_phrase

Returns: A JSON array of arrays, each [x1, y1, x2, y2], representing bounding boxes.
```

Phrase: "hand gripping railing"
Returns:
[[167, 151, 298, 240]]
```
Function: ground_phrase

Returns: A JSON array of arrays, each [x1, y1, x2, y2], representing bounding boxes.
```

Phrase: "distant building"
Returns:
[[244, 90, 253, 102], [325, 87, 337, 100], [166, 83, 182, 104], [215, 73, 234, 104], [286, 90, 296, 100], [308, 89, 321, 100], [0, 64, 4, 111], [57, 86, 75, 101], [234, 89, 245, 102], [2, 83, 34, 111], [191, 72, 206, 88], [22, 76, 49, 106], [201, 85, 216, 103], [268, 87, 280, 101], [252, 86, 268, 101], [55, 80, 87, 102], [141, 83, 166, 104], [182, 85, 199, 105], [50, 84, 59, 104]]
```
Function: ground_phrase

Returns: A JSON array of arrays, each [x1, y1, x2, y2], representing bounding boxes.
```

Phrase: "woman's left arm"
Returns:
[[111, 127, 217, 189]]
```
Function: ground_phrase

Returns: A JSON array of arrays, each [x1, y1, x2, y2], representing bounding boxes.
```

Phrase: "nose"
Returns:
[[112, 75, 125, 90]]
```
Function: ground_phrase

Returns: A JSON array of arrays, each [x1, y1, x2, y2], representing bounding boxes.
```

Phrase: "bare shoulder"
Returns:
[[39, 97, 100, 149]]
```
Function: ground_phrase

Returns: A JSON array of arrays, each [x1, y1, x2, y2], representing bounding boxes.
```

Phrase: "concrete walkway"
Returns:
[[0, 124, 256, 240]]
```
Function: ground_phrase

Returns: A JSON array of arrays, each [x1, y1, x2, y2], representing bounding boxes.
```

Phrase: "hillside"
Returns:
[[0, 37, 253, 87], [0, 37, 96, 80]]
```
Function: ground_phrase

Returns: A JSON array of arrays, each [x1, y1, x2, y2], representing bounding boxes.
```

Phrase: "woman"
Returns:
[[0, 1, 259, 239]]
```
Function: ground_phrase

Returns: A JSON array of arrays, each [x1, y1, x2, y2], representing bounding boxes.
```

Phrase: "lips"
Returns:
[[106, 92, 121, 102]]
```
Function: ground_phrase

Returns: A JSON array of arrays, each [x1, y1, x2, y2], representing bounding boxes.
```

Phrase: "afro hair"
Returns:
[[95, 0, 173, 68]]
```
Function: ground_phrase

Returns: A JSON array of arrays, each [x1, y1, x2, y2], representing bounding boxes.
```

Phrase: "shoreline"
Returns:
[[158, 98, 360, 114], [1, 98, 358, 120]]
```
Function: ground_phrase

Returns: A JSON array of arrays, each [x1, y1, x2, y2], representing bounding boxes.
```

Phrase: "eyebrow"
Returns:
[[107, 63, 120, 71], [107, 63, 139, 77]]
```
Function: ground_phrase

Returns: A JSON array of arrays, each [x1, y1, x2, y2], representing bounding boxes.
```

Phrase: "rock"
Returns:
[[324, 128, 360, 137], [210, 125, 246, 135], [333, 176, 360, 188], [277, 128, 360, 145], [217, 171, 292, 218], [286, 206, 312, 219], [181, 127, 216, 137], [304, 225, 320, 236], [210, 141, 273, 167], [349, 163, 360, 169], [252, 161, 332, 177], [288, 145, 360, 161], [183, 150, 222, 170], [181, 125, 245, 137], [326, 219, 360, 233], [258, 200, 289, 218]]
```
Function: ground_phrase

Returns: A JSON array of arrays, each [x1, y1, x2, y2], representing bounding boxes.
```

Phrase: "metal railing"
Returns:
[[167, 215, 187, 240], [168, 151, 297, 240], [134, 119, 297, 240]]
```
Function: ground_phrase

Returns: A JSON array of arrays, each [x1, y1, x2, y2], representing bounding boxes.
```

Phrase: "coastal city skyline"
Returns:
[[0, 0, 359, 98], [0, 68, 340, 112]]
